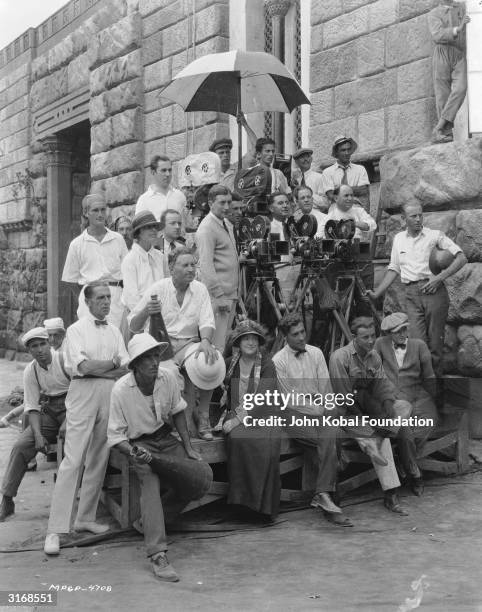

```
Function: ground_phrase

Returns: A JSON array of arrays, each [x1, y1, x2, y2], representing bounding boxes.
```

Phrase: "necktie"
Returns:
[[394, 343, 407, 350], [341, 167, 348, 186], [300, 172, 306, 187], [169, 241, 176, 251], [94, 319, 108, 326], [295, 349, 307, 358], [222, 220, 229, 233]]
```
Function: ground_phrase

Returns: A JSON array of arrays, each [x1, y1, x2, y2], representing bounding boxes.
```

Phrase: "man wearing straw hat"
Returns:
[[43, 317, 66, 352], [0, 328, 69, 522], [108, 333, 212, 582], [62, 193, 128, 328]]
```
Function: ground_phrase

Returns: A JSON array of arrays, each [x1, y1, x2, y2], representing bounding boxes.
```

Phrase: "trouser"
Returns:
[[433, 45, 467, 123], [131, 426, 208, 556], [213, 298, 237, 354], [405, 281, 449, 377], [47, 379, 113, 534], [77, 285, 124, 328], [1, 398, 66, 498], [283, 408, 337, 493]]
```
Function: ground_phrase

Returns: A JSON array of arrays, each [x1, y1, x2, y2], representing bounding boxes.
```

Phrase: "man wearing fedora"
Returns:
[[128, 248, 222, 440], [0, 328, 69, 522], [322, 136, 370, 211], [44, 281, 129, 555], [108, 333, 212, 582], [367, 202, 466, 377], [62, 193, 128, 328], [43, 317, 66, 352], [375, 313, 437, 496], [291, 148, 329, 212], [121, 211, 164, 313]]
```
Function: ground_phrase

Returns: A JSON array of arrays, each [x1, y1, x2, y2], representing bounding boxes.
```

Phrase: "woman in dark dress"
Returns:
[[223, 320, 282, 518]]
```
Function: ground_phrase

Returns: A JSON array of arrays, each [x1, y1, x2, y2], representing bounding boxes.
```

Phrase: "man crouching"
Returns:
[[107, 333, 213, 582]]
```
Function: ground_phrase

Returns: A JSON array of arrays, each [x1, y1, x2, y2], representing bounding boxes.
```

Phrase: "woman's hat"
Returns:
[[230, 319, 266, 347], [131, 211, 161, 234], [127, 333, 169, 368], [183, 343, 226, 390]]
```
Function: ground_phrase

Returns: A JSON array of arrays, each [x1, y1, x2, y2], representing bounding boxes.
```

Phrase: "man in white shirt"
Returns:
[[121, 211, 164, 312], [291, 148, 329, 212], [272, 313, 352, 527], [293, 185, 327, 239], [209, 138, 236, 192], [367, 202, 466, 375], [158, 209, 186, 277], [268, 192, 297, 307], [44, 282, 129, 555], [43, 318, 66, 352], [62, 193, 128, 328], [326, 185, 377, 241], [135, 155, 187, 227], [322, 136, 370, 210], [108, 333, 210, 582], [255, 138, 290, 193], [0, 328, 69, 523], [128, 248, 217, 440]]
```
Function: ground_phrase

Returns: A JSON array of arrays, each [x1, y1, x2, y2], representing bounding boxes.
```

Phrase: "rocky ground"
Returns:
[[1, 358, 482, 612]]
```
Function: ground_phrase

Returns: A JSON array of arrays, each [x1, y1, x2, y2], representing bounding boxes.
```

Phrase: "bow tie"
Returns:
[[394, 343, 406, 350], [295, 349, 307, 358], [94, 319, 108, 326]]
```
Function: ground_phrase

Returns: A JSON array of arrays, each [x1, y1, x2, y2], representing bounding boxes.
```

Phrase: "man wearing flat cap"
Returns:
[[108, 333, 211, 582], [322, 136, 370, 211], [62, 193, 128, 328], [210, 138, 236, 192], [0, 328, 69, 522], [291, 148, 329, 212], [43, 318, 66, 352], [374, 313, 437, 496]]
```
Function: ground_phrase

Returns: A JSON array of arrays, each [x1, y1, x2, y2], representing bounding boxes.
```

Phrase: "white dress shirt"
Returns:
[[64, 313, 129, 377], [311, 208, 328, 238], [135, 185, 187, 223], [387, 227, 462, 283], [62, 229, 127, 285], [272, 344, 332, 416], [23, 349, 71, 413], [292, 168, 328, 209], [326, 204, 377, 240], [393, 342, 408, 369], [128, 278, 215, 338], [108, 368, 187, 447], [121, 242, 164, 311], [322, 162, 370, 193]]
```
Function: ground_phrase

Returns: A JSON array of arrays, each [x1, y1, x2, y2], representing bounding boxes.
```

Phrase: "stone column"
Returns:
[[43, 136, 73, 324], [264, 0, 292, 150]]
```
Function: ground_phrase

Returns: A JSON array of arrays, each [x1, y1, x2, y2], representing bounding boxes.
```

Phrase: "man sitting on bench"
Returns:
[[108, 333, 212, 583]]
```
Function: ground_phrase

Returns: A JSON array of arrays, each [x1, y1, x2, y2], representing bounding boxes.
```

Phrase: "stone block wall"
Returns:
[[309, 0, 440, 168]]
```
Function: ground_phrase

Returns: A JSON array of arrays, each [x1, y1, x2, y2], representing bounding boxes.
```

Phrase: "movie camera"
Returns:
[[179, 152, 221, 225], [238, 215, 290, 266]]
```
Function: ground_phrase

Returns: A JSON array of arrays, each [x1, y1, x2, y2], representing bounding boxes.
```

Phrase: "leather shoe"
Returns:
[[324, 511, 353, 527], [0, 497, 14, 522], [384, 492, 408, 515], [432, 128, 452, 143], [411, 477, 424, 497], [150, 552, 179, 582], [44, 533, 60, 555], [73, 521, 110, 534], [310, 492, 341, 514]]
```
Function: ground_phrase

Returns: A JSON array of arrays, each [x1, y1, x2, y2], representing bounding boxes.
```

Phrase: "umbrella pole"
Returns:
[[237, 77, 242, 171]]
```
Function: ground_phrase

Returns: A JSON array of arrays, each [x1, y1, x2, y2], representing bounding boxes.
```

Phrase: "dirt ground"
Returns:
[[1, 358, 482, 612]]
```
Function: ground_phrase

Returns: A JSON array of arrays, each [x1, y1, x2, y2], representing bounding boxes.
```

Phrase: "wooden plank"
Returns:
[[209, 482, 229, 495], [182, 494, 225, 513], [419, 433, 458, 457], [337, 468, 377, 496], [418, 459, 458, 475], [279, 456, 303, 474], [280, 488, 311, 502]]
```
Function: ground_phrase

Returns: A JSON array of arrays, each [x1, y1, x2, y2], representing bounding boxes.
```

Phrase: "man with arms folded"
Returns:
[[291, 148, 328, 212], [158, 209, 186, 277], [44, 281, 129, 555]]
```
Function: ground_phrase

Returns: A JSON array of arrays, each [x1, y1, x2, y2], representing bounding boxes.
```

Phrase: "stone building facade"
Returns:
[[0, 0, 480, 390]]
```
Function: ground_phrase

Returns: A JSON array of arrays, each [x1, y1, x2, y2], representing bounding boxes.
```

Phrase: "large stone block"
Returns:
[[143, 0, 183, 37], [311, 24, 324, 55], [357, 30, 385, 78], [164, 132, 190, 161], [0, 110, 29, 140], [162, 19, 189, 57], [91, 142, 144, 179], [111, 107, 143, 148], [311, 0, 343, 25], [195, 4, 229, 44], [335, 70, 396, 119], [442, 324, 459, 374], [397, 58, 432, 104], [48, 37, 75, 74], [143, 29, 163, 67], [144, 88, 172, 113], [138, 0, 174, 17], [323, 6, 370, 49], [145, 106, 173, 140], [456, 210, 482, 263], [144, 138, 167, 166], [380, 138, 482, 211], [103, 170, 144, 206], [344, 0, 377, 10], [311, 41, 357, 91], [399, 0, 439, 22], [447, 263, 482, 325], [0, 95, 28, 123], [358, 109, 385, 154], [457, 326, 482, 377], [91, 119, 113, 155], [386, 98, 436, 151], [90, 78, 143, 124], [90, 50, 142, 95], [369, 0, 398, 30], [311, 89, 334, 126], [385, 15, 432, 68], [67, 53, 90, 93], [143, 56, 172, 93], [30, 69, 68, 112], [90, 13, 141, 69]]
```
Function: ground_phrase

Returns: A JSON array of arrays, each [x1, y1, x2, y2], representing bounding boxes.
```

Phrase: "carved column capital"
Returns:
[[264, 0, 292, 19], [42, 136, 73, 167]]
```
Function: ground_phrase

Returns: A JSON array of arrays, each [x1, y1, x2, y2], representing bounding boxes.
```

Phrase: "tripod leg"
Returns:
[[356, 273, 381, 323], [256, 282, 261, 323], [263, 279, 285, 322]]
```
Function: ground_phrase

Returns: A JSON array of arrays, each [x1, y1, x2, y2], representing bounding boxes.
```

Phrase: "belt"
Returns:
[[43, 392, 68, 399], [72, 375, 106, 380], [404, 279, 429, 285]]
